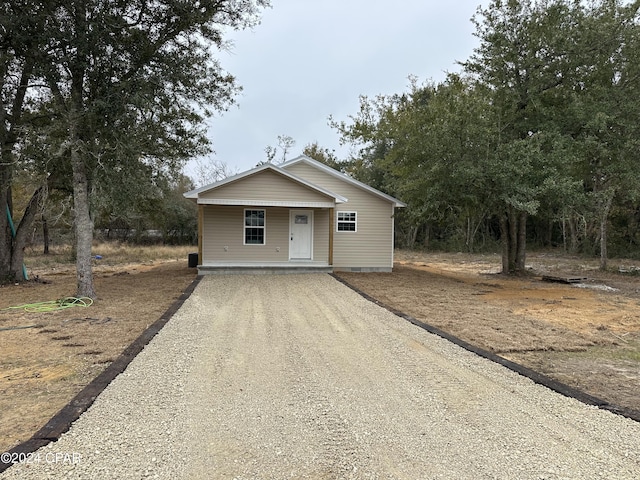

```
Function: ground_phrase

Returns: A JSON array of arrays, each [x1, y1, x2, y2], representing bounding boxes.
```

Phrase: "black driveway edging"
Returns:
[[331, 273, 640, 424], [0, 275, 203, 474]]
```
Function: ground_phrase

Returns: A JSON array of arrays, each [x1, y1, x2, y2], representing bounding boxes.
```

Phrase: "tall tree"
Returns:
[[0, 0, 54, 282], [335, 0, 640, 266], [462, 0, 587, 273], [277, 134, 296, 163], [567, 0, 640, 268], [38, 0, 268, 297], [335, 76, 502, 251], [264, 134, 296, 164]]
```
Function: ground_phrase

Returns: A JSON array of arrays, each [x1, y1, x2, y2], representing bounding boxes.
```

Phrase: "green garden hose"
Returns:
[[1, 297, 94, 313]]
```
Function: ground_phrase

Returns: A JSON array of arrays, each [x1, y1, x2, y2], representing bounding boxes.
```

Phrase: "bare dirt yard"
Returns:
[[0, 245, 196, 452], [1, 247, 639, 453], [337, 250, 640, 420]]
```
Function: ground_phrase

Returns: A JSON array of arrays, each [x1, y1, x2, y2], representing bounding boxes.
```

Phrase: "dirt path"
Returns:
[[5, 275, 638, 479]]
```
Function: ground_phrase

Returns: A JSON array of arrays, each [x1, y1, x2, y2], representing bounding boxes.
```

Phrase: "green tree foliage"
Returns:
[[462, 0, 592, 273], [1, 0, 269, 293], [336, 0, 640, 273], [334, 77, 500, 252], [95, 172, 197, 245], [565, 0, 640, 268], [302, 142, 345, 171], [0, 0, 55, 282]]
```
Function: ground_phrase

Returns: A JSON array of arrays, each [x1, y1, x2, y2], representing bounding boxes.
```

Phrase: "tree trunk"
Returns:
[[0, 168, 12, 282], [499, 214, 509, 273], [600, 216, 608, 270], [406, 225, 418, 249], [43, 215, 50, 254], [9, 186, 45, 280], [0, 69, 8, 280], [423, 223, 430, 249], [508, 207, 518, 271], [1, 180, 43, 282], [499, 208, 528, 274], [568, 215, 579, 253], [0, 56, 35, 282], [66, 1, 96, 299], [599, 194, 614, 271], [516, 211, 527, 271], [466, 213, 485, 253], [71, 143, 96, 299]]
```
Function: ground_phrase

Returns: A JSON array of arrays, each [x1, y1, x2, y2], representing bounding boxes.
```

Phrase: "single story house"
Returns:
[[183, 154, 406, 274]]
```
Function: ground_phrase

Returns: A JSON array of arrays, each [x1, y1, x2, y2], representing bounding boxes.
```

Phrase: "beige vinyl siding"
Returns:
[[202, 205, 330, 264], [200, 169, 332, 204], [284, 163, 394, 269], [311, 208, 329, 264], [202, 206, 290, 263]]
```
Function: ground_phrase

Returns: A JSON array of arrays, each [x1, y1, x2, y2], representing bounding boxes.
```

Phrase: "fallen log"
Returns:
[[542, 275, 588, 284]]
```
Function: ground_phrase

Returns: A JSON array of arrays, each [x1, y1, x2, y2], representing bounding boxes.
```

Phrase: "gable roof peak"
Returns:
[[281, 155, 406, 208], [183, 162, 276, 199], [183, 161, 347, 203]]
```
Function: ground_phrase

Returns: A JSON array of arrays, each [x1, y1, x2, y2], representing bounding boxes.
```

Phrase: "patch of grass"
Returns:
[[566, 343, 640, 363], [92, 243, 194, 264], [24, 242, 195, 269], [611, 348, 640, 362], [24, 248, 74, 269]]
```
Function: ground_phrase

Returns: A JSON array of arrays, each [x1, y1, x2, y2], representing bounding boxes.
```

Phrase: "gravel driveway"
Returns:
[[2, 274, 640, 479]]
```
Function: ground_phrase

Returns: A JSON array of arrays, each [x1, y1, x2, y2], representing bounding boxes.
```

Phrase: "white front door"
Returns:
[[289, 210, 313, 260]]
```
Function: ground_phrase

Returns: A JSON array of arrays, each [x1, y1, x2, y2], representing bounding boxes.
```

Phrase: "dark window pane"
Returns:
[[337, 211, 356, 232], [245, 228, 264, 244], [245, 210, 265, 227], [337, 222, 356, 232]]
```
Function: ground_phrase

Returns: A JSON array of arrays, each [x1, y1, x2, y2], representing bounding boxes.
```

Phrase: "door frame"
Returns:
[[289, 209, 313, 260]]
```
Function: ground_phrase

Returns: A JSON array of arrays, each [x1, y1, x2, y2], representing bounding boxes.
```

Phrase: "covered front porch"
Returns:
[[196, 204, 337, 274]]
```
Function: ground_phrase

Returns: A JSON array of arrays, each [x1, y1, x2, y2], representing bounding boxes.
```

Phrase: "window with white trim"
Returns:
[[244, 209, 265, 244], [337, 211, 357, 232]]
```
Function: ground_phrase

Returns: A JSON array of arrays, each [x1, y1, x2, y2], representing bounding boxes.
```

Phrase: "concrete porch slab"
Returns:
[[197, 262, 333, 275]]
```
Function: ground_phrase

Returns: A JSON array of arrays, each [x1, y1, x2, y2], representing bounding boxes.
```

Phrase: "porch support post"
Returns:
[[198, 204, 204, 263], [329, 207, 334, 266]]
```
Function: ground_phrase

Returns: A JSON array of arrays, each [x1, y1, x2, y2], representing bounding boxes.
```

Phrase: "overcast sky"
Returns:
[[189, 1, 487, 177]]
